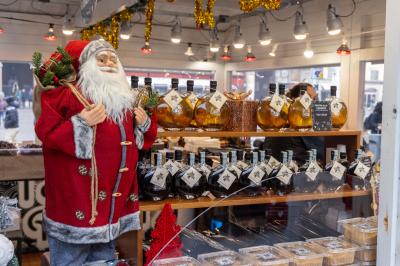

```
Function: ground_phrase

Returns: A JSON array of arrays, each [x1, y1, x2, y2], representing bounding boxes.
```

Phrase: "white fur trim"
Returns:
[[0, 234, 14, 265], [71, 115, 93, 159]]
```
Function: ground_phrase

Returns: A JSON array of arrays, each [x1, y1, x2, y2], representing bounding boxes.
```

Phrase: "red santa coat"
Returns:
[[35, 40, 157, 244]]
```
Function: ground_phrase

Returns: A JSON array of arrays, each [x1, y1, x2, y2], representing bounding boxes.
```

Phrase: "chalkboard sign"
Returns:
[[312, 101, 332, 131]]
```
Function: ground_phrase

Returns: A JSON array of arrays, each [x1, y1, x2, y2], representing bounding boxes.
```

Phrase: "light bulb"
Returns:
[[44, 24, 57, 41], [62, 18, 74, 36], [327, 4, 343, 36], [259, 21, 272, 46], [120, 20, 132, 40], [304, 49, 314, 58], [170, 19, 182, 44], [233, 25, 245, 49], [184, 43, 195, 56], [293, 11, 309, 40]]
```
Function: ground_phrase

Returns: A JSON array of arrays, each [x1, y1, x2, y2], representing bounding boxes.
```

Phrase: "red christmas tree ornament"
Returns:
[[145, 203, 183, 265]]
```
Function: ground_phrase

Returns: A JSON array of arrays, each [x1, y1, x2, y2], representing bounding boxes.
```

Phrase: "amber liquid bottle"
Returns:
[[183, 80, 198, 129], [194, 81, 224, 131], [257, 83, 277, 131], [156, 78, 193, 130], [328, 86, 348, 129], [288, 85, 313, 130]]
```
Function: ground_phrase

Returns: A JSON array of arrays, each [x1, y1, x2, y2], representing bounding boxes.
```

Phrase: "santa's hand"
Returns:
[[79, 104, 107, 126], [133, 107, 148, 126]]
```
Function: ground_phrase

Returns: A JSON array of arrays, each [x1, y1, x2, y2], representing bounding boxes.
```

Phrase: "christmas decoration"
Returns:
[[144, 0, 155, 43], [145, 203, 183, 265], [194, 0, 216, 29], [135, 86, 159, 116], [0, 234, 19, 266], [239, 0, 281, 13]]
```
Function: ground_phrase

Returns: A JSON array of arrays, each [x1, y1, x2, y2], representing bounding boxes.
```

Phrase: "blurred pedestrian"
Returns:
[[0, 92, 6, 127], [4, 96, 19, 143]]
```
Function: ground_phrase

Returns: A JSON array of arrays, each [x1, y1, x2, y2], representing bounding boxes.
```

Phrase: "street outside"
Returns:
[[0, 107, 36, 143]]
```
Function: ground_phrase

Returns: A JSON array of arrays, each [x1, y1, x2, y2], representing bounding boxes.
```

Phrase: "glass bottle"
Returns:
[[293, 150, 320, 193], [208, 152, 239, 198], [257, 83, 277, 131], [185, 80, 198, 129], [143, 153, 172, 201], [156, 78, 193, 130], [328, 86, 348, 129], [347, 149, 372, 190], [198, 151, 212, 179], [339, 151, 350, 169], [239, 151, 267, 196], [194, 80, 226, 131], [130, 75, 139, 90], [228, 150, 243, 178], [287, 150, 299, 174], [174, 152, 207, 199], [288, 85, 313, 130], [258, 149, 273, 191], [269, 151, 294, 195], [137, 150, 151, 200], [321, 150, 347, 191]]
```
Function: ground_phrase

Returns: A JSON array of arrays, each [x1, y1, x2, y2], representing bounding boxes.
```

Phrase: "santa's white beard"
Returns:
[[77, 56, 136, 124]]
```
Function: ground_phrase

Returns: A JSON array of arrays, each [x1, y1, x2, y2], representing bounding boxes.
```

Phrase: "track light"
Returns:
[[170, 17, 182, 44], [337, 38, 351, 55], [120, 20, 132, 40], [62, 18, 74, 36], [259, 20, 272, 46], [141, 42, 152, 55], [233, 24, 245, 49], [44, 24, 57, 41], [303, 42, 314, 58], [184, 43, 195, 56], [220, 45, 232, 61], [327, 4, 343, 36], [209, 29, 220, 53], [293, 11, 309, 40], [269, 44, 278, 57], [245, 45, 256, 62]]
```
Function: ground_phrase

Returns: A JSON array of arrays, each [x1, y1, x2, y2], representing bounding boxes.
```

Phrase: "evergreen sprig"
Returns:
[[42, 71, 55, 87], [57, 46, 73, 65], [32, 52, 42, 76]]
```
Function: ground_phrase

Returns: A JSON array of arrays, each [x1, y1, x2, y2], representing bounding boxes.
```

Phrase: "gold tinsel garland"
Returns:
[[144, 0, 155, 43], [194, 0, 216, 29], [239, 0, 281, 13]]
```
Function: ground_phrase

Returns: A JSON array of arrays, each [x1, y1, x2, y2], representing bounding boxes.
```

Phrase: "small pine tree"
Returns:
[[42, 71, 55, 87], [32, 52, 42, 76]]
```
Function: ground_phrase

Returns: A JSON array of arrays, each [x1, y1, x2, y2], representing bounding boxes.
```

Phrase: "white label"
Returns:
[[270, 94, 284, 113], [217, 169, 236, 190], [209, 91, 227, 109], [306, 162, 322, 181], [276, 165, 293, 185], [181, 167, 202, 188], [291, 247, 311, 256], [289, 161, 299, 173], [266, 156, 281, 175], [354, 162, 371, 179], [300, 92, 312, 110], [163, 90, 183, 109], [150, 167, 169, 188], [214, 256, 235, 266], [248, 165, 265, 185], [236, 161, 248, 169], [331, 99, 343, 116], [325, 241, 344, 249], [257, 252, 276, 261], [329, 161, 346, 180], [200, 165, 211, 178], [163, 160, 179, 176], [230, 165, 242, 179], [187, 93, 198, 108], [259, 162, 269, 173]]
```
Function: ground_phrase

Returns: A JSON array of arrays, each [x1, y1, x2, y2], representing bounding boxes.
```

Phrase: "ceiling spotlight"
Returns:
[[327, 4, 344, 36], [233, 23, 245, 49], [171, 17, 182, 44], [259, 17, 272, 46], [220, 45, 232, 61], [44, 23, 57, 41], [337, 38, 351, 55], [62, 18, 74, 36], [269, 43, 278, 57], [303, 42, 314, 58], [209, 29, 220, 53], [141, 42, 152, 55], [120, 20, 132, 40], [184, 43, 195, 56], [245, 45, 256, 62], [293, 11, 309, 40]]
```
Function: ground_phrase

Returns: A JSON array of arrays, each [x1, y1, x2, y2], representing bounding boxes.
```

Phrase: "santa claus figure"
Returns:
[[35, 39, 157, 265]]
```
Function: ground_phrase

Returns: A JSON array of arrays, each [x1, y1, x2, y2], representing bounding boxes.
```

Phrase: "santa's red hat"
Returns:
[[64, 40, 90, 72]]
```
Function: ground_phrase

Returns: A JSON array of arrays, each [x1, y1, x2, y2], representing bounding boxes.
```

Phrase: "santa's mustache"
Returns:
[[99, 66, 118, 73]]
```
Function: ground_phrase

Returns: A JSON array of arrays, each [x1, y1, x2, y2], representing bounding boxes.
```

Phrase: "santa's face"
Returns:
[[95, 51, 118, 73]]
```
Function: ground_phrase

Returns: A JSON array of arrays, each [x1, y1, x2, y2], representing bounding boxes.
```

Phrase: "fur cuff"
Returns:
[[71, 115, 93, 159], [137, 116, 151, 133]]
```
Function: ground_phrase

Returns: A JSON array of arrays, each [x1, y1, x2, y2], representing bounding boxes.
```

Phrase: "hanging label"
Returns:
[[300, 92, 312, 110], [230, 165, 242, 179], [266, 156, 281, 175], [276, 165, 293, 185], [354, 161, 371, 179], [217, 169, 236, 190], [305, 162, 322, 181], [150, 167, 169, 188], [236, 161, 248, 169], [289, 161, 299, 173], [214, 256, 235, 266], [248, 165, 265, 185], [329, 161, 346, 180], [181, 167, 202, 188], [330, 99, 343, 116], [209, 91, 227, 110], [270, 94, 284, 113], [187, 93, 198, 109], [163, 160, 179, 176], [200, 165, 211, 178], [259, 162, 269, 173], [163, 90, 183, 110]]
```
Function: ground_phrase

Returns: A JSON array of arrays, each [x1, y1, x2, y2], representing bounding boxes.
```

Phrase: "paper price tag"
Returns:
[[209, 91, 227, 110], [164, 160, 179, 176], [164, 90, 183, 109], [276, 165, 293, 185], [259, 162, 269, 173], [150, 167, 169, 188], [300, 92, 312, 110], [248, 165, 265, 185], [181, 167, 202, 188], [330, 99, 343, 116], [266, 156, 281, 175], [329, 161, 346, 180], [306, 162, 322, 181], [270, 94, 284, 113], [236, 161, 248, 169], [217, 169, 236, 190], [200, 165, 211, 178], [354, 162, 371, 179], [289, 161, 299, 173], [187, 93, 198, 108], [229, 165, 242, 179]]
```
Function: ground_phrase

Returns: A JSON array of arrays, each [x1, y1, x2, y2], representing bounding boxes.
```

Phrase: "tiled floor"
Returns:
[[21, 253, 42, 266]]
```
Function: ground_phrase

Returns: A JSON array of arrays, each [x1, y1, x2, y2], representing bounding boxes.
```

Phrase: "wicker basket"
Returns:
[[221, 100, 258, 131]]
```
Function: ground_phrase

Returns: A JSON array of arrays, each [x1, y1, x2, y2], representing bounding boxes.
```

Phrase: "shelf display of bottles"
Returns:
[[208, 152, 240, 198], [239, 151, 267, 197], [269, 151, 294, 196], [321, 150, 347, 191], [288, 85, 313, 130], [328, 85, 348, 129], [347, 149, 372, 191]]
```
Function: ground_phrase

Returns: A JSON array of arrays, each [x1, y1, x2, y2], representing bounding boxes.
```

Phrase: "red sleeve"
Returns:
[[141, 113, 157, 150]]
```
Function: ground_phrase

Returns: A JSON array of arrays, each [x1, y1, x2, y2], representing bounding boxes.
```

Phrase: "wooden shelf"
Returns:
[[139, 189, 370, 212], [157, 129, 361, 138]]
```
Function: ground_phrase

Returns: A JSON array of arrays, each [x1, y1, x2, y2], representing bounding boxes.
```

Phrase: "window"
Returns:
[[370, 70, 379, 81]]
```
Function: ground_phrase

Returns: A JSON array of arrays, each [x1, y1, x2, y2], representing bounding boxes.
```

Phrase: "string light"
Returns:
[[244, 45, 256, 62], [337, 37, 351, 55], [141, 42, 152, 54], [293, 11, 309, 40], [184, 43, 195, 56], [44, 23, 57, 41], [303, 41, 314, 58], [327, 4, 343, 36], [220, 45, 232, 61]]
